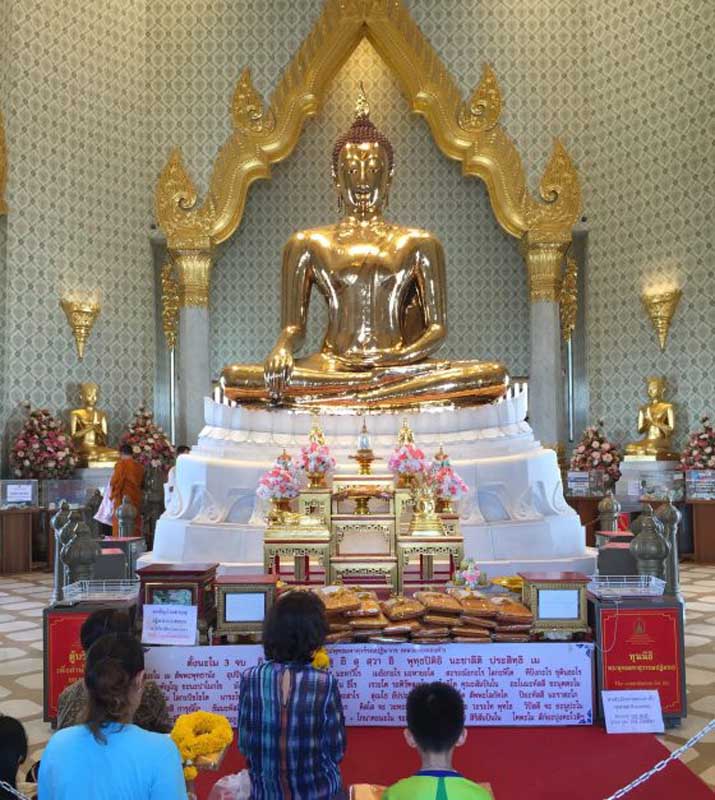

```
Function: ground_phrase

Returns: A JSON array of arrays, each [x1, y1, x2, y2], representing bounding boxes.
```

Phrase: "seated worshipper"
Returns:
[[57, 609, 171, 732], [109, 443, 145, 536], [165, 445, 190, 506], [0, 716, 29, 800], [383, 682, 491, 800], [238, 591, 346, 800], [39, 633, 186, 800]]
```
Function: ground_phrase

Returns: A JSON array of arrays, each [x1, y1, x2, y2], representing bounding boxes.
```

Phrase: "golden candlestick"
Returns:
[[642, 288, 681, 351], [60, 298, 101, 361]]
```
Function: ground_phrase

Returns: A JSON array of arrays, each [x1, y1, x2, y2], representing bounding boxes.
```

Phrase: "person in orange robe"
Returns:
[[109, 444, 145, 537]]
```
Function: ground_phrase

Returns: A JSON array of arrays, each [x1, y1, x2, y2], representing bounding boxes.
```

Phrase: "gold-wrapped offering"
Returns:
[[489, 596, 533, 625], [461, 615, 497, 630], [349, 612, 389, 630], [346, 598, 381, 618], [412, 625, 450, 638], [383, 621, 421, 636], [317, 586, 362, 615], [380, 596, 425, 621], [423, 614, 464, 628], [447, 588, 498, 619], [413, 591, 462, 615]]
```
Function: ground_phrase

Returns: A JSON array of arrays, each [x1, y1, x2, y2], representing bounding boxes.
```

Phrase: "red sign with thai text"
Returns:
[[599, 608, 683, 714], [45, 611, 90, 720]]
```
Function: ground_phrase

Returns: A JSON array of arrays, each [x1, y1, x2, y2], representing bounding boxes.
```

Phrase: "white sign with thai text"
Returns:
[[602, 690, 664, 734], [145, 642, 594, 727], [142, 604, 198, 647]]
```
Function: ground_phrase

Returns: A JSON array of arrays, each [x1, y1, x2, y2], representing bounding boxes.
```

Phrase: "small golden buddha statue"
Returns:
[[624, 376, 678, 461], [221, 88, 508, 410], [69, 382, 119, 468]]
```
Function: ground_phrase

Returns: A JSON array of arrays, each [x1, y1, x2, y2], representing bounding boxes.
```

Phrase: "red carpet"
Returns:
[[196, 726, 712, 799]]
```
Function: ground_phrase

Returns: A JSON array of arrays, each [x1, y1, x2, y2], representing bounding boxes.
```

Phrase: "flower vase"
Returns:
[[307, 471, 327, 489]]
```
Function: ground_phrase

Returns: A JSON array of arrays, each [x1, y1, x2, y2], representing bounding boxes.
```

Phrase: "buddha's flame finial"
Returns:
[[355, 82, 370, 120]]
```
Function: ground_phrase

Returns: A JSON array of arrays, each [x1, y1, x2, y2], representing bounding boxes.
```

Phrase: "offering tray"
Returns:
[[333, 485, 393, 515], [63, 579, 140, 602], [587, 575, 665, 598]]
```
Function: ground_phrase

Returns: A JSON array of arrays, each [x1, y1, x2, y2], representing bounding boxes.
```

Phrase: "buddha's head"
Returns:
[[332, 87, 394, 218], [80, 382, 99, 408], [646, 376, 666, 402]]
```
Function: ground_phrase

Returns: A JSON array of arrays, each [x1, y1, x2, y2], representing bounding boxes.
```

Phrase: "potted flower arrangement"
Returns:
[[257, 455, 301, 520], [430, 465, 469, 513], [452, 558, 482, 590], [569, 420, 621, 493], [9, 403, 78, 478], [388, 442, 429, 488], [681, 416, 715, 469], [299, 441, 336, 488], [430, 447, 469, 513], [681, 416, 715, 499], [119, 406, 175, 471]]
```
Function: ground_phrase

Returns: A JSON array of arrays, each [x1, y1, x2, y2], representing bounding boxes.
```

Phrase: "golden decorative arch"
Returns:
[[0, 107, 7, 215], [155, 0, 581, 304]]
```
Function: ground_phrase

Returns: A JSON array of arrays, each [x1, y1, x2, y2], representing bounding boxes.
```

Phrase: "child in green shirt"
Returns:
[[382, 682, 492, 800]]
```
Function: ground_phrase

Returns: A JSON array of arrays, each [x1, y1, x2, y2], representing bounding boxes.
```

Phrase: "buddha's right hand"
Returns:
[[264, 346, 294, 401]]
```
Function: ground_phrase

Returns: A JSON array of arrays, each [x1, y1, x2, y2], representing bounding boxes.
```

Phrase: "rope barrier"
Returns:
[[603, 717, 715, 799]]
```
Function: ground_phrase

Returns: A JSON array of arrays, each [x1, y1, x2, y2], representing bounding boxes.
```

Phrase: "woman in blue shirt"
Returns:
[[39, 633, 186, 800], [239, 591, 347, 800]]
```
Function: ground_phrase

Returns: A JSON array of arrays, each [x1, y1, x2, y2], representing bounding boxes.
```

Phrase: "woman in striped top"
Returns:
[[238, 591, 347, 800]]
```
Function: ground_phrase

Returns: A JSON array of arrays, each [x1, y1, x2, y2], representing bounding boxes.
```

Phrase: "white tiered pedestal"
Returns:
[[140, 387, 596, 577]]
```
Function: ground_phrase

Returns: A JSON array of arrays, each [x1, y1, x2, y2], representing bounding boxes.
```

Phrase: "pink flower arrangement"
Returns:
[[431, 465, 469, 501], [453, 559, 481, 590], [256, 466, 300, 500], [569, 420, 622, 483], [119, 406, 175, 471], [681, 416, 715, 469], [299, 441, 336, 475], [9, 403, 78, 478], [388, 443, 429, 477]]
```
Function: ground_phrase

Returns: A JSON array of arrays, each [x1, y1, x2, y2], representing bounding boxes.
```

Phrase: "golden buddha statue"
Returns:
[[624, 376, 678, 460], [221, 89, 508, 410], [69, 382, 119, 468]]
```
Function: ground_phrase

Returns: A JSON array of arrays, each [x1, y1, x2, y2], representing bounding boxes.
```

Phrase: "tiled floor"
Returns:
[[0, 566, 713, 793]]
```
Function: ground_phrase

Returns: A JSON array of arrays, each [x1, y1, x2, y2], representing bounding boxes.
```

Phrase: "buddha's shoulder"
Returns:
[[285, 225, 333, 245]]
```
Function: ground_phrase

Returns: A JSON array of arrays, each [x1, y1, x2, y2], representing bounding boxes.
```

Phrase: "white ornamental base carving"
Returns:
[[142, 389, 596, 577]]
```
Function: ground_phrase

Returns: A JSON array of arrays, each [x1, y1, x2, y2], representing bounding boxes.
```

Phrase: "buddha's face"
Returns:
[[81, 383, 98, 408], [335, 141, 392, 217], [647, 378, 664, 401]]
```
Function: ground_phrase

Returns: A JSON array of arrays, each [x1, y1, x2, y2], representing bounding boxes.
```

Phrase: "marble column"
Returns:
[[523, 237, 569, 451], [174, 250, 213, 445]]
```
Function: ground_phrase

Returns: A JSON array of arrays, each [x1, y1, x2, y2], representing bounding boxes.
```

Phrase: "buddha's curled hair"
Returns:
[[332, 115, 395, 176]]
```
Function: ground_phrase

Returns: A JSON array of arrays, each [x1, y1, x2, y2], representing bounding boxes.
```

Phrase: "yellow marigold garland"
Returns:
[[312, 647, 331, 670], [170, 711, 234, 781]]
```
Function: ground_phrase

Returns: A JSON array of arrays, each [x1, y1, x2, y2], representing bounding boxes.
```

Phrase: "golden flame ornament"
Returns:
[[60, 298, 101, 361], [642, 288, 682, 351]]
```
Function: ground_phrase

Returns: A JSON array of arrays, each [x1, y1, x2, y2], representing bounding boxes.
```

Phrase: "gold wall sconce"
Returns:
[[642, 288, 682, 351], [60, 297, 101, 360]]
